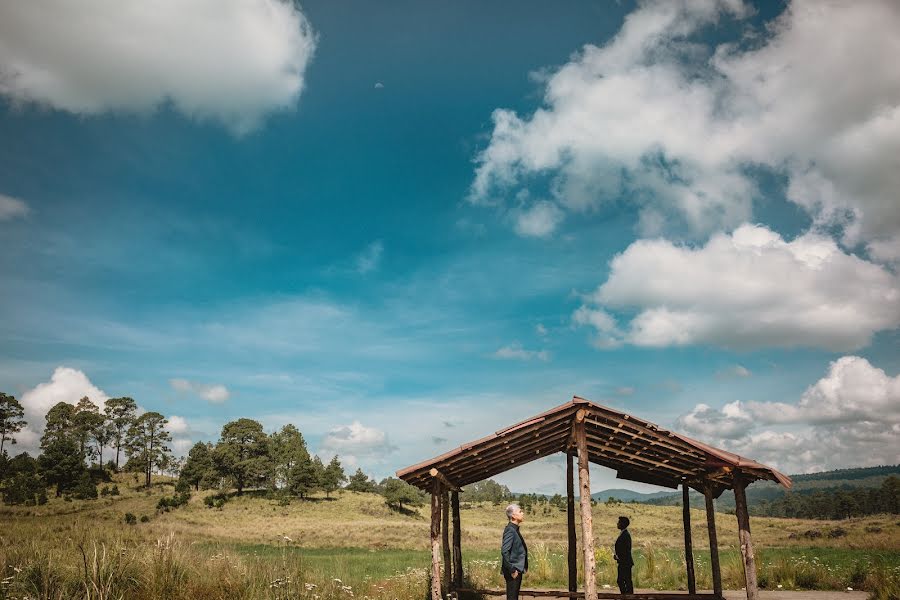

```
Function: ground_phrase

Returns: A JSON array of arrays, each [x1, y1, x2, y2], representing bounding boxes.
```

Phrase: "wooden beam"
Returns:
[[442, 489, 451, 593], [454, 588, 719, 600], [682, 484, 696, 595], [733, 474, 759, 600], [431, 480, 442, 600], [703, 485, 723, 599], [566, 452, 577, 593], [575, 410, 597, 600], [451, 490, 463, 588], [451, 434, 569, 486], [430, 468, 462, 492]]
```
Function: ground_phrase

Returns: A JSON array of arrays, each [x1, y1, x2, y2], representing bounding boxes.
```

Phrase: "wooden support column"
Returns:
[[682, 484, 697, 595], [704, 485, 723, 599], [566, 452, 577, 593], [574, 410, 597, 600], [442, 489, 451, 593], [733, 474, 759, 600], [451, 490, 463, 588], [431, 479, 442, 600]]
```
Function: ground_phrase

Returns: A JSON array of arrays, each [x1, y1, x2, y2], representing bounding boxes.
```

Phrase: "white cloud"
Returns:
[[513, 201, 564, 238], [470, 0, 900, 249], [0, 0, 317, 134], [492, 343, 550, 362], [16, 367, 110, 454], [747, 356, 900, 425], [675, 356, 900, 473], [677, 401, 753, 440], [320, 421, 396, 464], [0, 194, 29, 221], [166, 415, 195, 457], [574, 225, 900, 350], [716, 365, 751, 379], [535, 323, 548, 337], [169, 378, 230, 404], [355, 240, 384, 274]]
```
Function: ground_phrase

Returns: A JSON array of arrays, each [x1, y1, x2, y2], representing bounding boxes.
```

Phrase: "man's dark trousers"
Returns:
[[616, 563, 633, 594], [504, 572, 522, 600]]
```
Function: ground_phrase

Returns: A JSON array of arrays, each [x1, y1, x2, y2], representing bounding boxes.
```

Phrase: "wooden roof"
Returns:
[[396, 396, 791, 496]]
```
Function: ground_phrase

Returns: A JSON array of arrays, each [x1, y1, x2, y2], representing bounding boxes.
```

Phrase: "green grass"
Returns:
[[1, 476, 898, 599]]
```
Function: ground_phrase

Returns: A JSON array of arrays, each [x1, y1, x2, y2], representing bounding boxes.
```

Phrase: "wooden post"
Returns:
[[574, 410, 597, 600], [431, 480, 442, 600], [704, 485, 723, 599], [682, 484, 697, 595], [733, 474, 759, 600], [567, 452, 577, 593], [451, 490, 463, 588], [442, 489, 451, 593]]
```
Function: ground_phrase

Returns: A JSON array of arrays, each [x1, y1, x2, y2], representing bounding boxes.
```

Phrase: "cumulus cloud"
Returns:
[[166, 415, 196, 456], [492, 343, 550, 362], [320, 421, 396, 464], [677, 401, 753, 439], [169, 378, 230, 404], [0, 194, 29, 221], [16, 367, 110, 454], [747, 356, 900, 425], [0, 0, 317, 134], [470, 0, 900, 249], [573, 225, 900, 350], [676, 356, 900, 473]]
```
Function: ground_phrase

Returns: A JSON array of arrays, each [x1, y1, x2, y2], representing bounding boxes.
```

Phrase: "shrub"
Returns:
[[124, 512, 137, 524], [110, 484, 120, 496], [827, 527, 847, 538], [72, 472, 98, 500], [140, 515, 150, 523], [204, 492, 229, 509]]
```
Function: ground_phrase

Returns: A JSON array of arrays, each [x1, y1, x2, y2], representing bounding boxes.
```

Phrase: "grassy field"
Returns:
[[1, 475, 898, 599]]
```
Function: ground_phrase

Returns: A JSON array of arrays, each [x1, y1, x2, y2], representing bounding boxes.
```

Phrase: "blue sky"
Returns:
[[1, 0, 899, 494]]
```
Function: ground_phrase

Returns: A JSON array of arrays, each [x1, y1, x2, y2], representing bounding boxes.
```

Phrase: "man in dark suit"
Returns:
[[501, 503, 528, 600], [614, 516, 634, 594]]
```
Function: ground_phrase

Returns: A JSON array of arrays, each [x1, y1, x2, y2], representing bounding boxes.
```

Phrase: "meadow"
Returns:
[[1, 475, 898, 600]]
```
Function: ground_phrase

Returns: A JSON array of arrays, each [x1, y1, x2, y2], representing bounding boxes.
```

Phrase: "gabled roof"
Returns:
[[396, 396, 791, 495]]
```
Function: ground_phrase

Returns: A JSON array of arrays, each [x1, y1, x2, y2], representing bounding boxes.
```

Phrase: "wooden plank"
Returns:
[[454, 589, 718, 600], [682, 484, 696, 595], [456, 441, 565, 487], [448, 427, 570, 485], [703, 486, 723, 599], [566, 452, 577, 593], [442, 488, 451, 593], [575, 411, 596, 600], [451, 490, 463, 588], [733, 474, 759, 600], [431, 480, 442, 600], [584, 439, 694, 477]]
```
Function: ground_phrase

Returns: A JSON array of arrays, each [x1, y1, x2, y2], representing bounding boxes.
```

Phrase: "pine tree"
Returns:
[[125, 412, 172, 488], [180, 442, 218, 490], [0, 392, 27, 456], [346, 468, 376, 493], [321, 455, 346, 498], [104, 397, 137, 471], [215, 418, 270, 494]]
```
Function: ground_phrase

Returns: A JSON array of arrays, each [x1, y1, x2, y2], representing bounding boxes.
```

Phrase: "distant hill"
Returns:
[[591, 488, 676, 503], [640, 464, 900, 516]]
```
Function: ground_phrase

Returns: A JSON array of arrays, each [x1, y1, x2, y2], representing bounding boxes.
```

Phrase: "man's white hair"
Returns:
[[506, 503, 521, 519]]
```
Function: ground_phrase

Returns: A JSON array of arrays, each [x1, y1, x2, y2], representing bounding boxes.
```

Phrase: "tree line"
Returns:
[[750, 476, 900, 520], [0, 391, 429, 509]]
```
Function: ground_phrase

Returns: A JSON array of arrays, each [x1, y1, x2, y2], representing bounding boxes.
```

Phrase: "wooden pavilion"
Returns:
[[396, 396, 791, 600]]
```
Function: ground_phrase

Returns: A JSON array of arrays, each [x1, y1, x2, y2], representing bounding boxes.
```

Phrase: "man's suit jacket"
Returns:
[[615, 529, 633, 566], [501, 522, 528, 576]]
